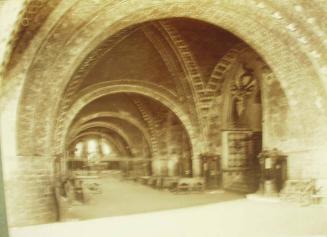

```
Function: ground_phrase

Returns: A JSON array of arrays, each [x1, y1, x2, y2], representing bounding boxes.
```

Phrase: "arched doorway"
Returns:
[[63, 92, 194, 178]]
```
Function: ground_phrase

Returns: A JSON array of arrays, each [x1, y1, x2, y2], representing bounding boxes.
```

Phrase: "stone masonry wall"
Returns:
[[261, 70, 327, 182], [1, 0, 327, 227], [3, 156, 57, 227]]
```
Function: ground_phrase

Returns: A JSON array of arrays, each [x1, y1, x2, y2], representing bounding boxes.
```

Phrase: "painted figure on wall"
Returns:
[[231, 64, 256, 128]]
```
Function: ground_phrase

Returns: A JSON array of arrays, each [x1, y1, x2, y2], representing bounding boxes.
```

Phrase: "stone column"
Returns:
[[3, 155, 57, 227], [81, 139, 88, 160], [97, 137, 103, 160], [192, 157, 202, 177], [151, 159, 160, 176], [167, 156, 179, 176]]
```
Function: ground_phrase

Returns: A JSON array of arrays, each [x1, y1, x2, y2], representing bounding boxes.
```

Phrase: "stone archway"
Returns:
[[57, 80, 198, 161], [1, 0, 326, 227], [11, 1, 326, 163], [68, 121, 137, 155], [69, 131, 131, 157], [67, 112, 153, 155], [69, 111, 150, 139]]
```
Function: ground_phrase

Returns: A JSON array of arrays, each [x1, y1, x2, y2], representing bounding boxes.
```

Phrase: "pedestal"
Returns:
[[258, 149, 287, 196]]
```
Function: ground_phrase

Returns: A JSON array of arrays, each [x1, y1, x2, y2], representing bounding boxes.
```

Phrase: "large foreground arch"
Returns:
[[10, 0, 327, 159], [0, 0, 326, 227]]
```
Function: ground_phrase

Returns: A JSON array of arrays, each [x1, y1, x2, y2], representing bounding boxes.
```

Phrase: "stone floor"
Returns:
[[10, 176, 327, 237], [64, 176, 242, 220]]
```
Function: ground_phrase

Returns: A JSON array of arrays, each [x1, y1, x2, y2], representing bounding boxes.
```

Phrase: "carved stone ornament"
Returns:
[[230, 64, 256, 127]]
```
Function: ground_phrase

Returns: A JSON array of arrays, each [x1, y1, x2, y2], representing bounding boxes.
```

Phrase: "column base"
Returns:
[[192, 158, 202, 177], [3, 156, 57, 227]]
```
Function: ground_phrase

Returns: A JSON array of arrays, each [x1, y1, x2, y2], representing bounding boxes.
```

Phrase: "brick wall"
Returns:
[[261, 71, 289, 149], [1, 0, 327, 227], [261, 69, 327, 183], [3, 156, 57, 227]]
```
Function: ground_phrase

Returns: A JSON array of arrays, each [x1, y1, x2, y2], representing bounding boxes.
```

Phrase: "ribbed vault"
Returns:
[[1, 0, 327, 227], [12, 1, 327, 159]]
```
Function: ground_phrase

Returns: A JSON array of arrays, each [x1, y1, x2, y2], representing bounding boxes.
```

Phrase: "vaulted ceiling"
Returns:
[[62, 18, 244, 159], [4, 0, 325, 158]]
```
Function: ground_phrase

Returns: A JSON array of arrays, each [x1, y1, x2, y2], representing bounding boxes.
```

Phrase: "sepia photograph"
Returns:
[[0, 0, 327, 237]]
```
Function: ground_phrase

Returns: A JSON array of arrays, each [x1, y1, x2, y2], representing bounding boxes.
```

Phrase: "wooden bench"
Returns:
[[280, 179, 315, 204], [137, 176, 150, 185], [147, 177, 158, 186], [162, 177, 179, 189], [176, 177, 205, 192], [312, 179, 327, 205], [73, 175, 102, 203], [280, 179, 327, 205]]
